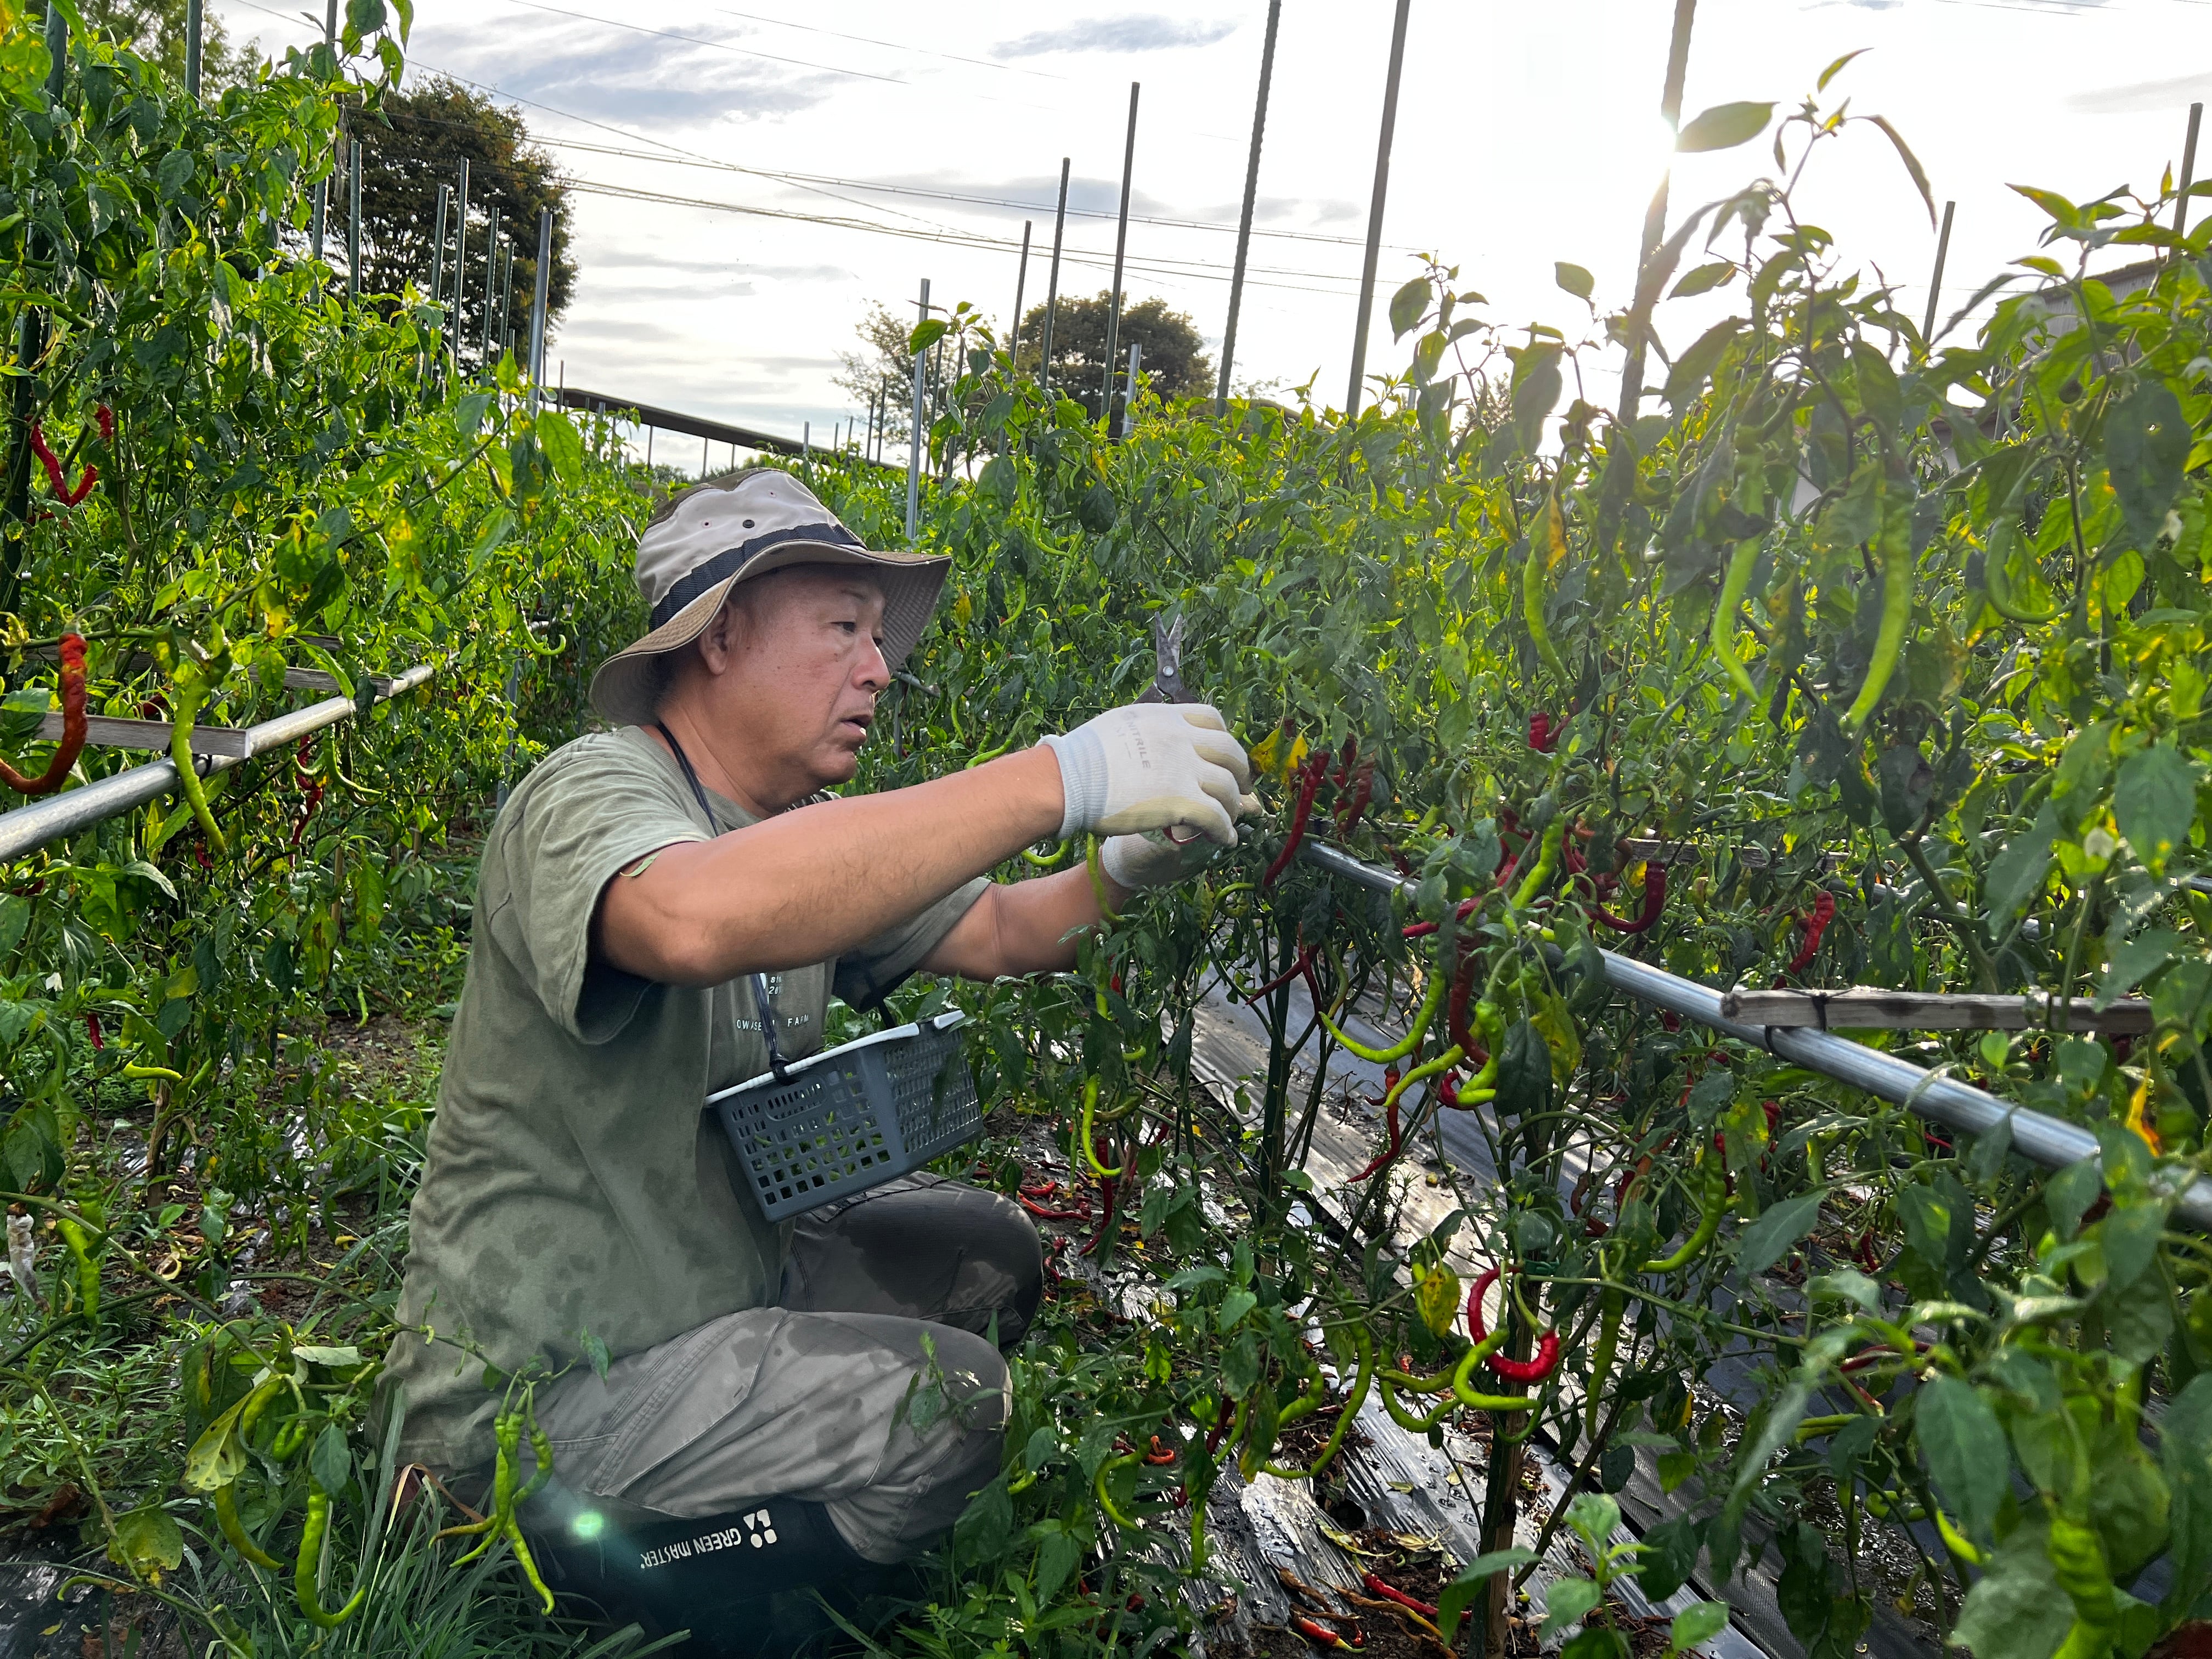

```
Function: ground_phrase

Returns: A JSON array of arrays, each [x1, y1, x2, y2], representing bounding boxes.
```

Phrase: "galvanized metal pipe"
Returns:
[[1921, 200, 1955, 346], [1217, 0, 1282, 417], [0, 664, 437, 865], [1040, 159, 1070, 396], [1344, 0, 1410, 417], [527, 206, 552, 406], [906, 278, 929, 541], [1294, 839, 2212, 1226], [185, 0, 202, 99], [1100, 84, 1139, 425]]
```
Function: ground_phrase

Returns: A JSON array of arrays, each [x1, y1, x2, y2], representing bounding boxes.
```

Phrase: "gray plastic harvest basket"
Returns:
[[709, 1010, 982, 1222]]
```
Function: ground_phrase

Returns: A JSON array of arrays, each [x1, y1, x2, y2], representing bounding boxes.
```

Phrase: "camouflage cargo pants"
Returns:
[[524, 1173, 1041, 1564]]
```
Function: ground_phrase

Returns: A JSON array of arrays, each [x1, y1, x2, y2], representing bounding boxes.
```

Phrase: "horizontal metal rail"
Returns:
[[0, 663, 437, 864], [556, 386, 898, 473], [1297, 839, 2212, 1228]]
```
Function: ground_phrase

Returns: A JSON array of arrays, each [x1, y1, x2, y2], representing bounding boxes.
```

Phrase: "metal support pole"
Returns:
[[345, 138, 362, 306], [185, 0, 202, 99], [1921, 199, 1955, 347], [1100, 86, 1140, 426], [1218, 0, 1282, 416], [453, 159, 471, 360], [2177, 102, 2204, 244], [428, 185, 450, 340], [527, 206, 552, 409], [480, 211, 500, 365], [1345, 0, 1412, 417], [1616, 0, 1696, 427], [1118, 341, 1142, 439], [1041, 159, 1070, 396], [906, 278, 929, 542], [311, 0, 335, 259], [1011, 219, 1032, 365]]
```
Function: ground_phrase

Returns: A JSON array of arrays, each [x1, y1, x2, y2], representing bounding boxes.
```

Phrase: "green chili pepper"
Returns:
[[2045, 1513, 2115, 1659], [55, 1217, 98, 1327], [1641, 1160, 1731, 1274], [1524, 490, 1571, 689], [216, 1481, 282, 1571], [294, 1485, 368, 1628], [1584, 1285, 1626, 1442], [1085, 834, 1122, 924], [1510, 819, 1565, 910], [964, 736, 1014, 769], [1266, 1334, 1374, 1481], [1094, 1447, 1145, 1530], [170, 685, 228, 855], [270, 1415, 311, 1460], [1839, 493, 1914, 737], [1711, 538, 1762, 701], [1979, 518, 2059, 624], [1020, 841, 1069, 868], [1319, 956, 1447, 1065]]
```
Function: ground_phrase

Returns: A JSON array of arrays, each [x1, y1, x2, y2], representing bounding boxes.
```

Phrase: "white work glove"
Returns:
[[1040, 703, 1257, 846], [1101, 826, 1220, 891]]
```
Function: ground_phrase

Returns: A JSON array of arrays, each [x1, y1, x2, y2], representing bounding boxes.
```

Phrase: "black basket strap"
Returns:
[[656, 722, 791, 1084]]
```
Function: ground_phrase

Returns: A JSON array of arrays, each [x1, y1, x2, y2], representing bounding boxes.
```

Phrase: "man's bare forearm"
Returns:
[[919, 861, 1127, 981], [596, 747, 1064, 984]]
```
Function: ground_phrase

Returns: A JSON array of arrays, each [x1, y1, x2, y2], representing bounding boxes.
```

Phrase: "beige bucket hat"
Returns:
[[588, 468, 950, 726]]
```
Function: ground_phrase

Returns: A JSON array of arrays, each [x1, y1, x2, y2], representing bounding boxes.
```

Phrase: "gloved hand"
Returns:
[[1041, 703, 1257, 845], [1101, 826, 1220, 891]]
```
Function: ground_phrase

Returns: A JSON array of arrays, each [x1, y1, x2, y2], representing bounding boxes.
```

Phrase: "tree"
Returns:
[[343, 77, 575, 371], [66, 0, 253, 91], [1017, 292, 1212, 419]]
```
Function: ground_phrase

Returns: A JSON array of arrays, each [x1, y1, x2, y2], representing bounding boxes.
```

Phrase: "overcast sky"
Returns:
[[211, 0, 2212, 462]]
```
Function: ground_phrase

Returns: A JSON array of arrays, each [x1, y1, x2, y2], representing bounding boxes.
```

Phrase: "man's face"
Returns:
[[706, 566, 890, 791]]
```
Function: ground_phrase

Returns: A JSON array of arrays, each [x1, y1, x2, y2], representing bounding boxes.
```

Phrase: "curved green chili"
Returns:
[[295, 1486, 368, 1628], [1086, 834, 1122, 924], [1584, 1285, 1626, 1442], [1021, 841, 1069, 868], [1839, 496, 1914, 737], [1510, 819, 1565, 910], [1318, 959, 1448, 1065], [215, 1481, 281, 1571], [1980, 520, 2059, 624], [1639, 1159, 1731, 1274], [1265, 1331, 1375, 1481], [55, 1218, 98, 1327], [1094, 1448, 1145, 1530], [1711, 538, 1761, 701], [170, 689, 227, 855]]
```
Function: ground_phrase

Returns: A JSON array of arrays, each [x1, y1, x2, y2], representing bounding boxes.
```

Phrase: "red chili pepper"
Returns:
[[1334, 733, 1357, 786], [1109, 970, 1123, 996], [1262, 749, 1330, 888], [0, 634, 87, 797], [1333, 758, 1375, 839], [1786, 891, 1837, 974], [1466, 1266, 1562, 1382], [1347, 1071, 1405, 1182], [84, 1012, 103, 1050], [1528, 711, 1557, 753], [1081, 1171, 1119, 1257], [27, 423, 97, 506], [1020, 1195, 1091, 1221], [291, 738, 325, 847], [1447, 948, 1482, 1053], [96, 405, 115, 442], [1591, 863, 1667, 935], [1362, 1573, 1460, 1624], [1438, 1068, 1468, 1110], [1244, 943, 1318, 1003], [1144, 1436, 1178, 1466], [1203, 1397, 1238, 1458]]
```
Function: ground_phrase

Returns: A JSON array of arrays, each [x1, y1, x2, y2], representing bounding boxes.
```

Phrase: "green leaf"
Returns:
[[580, 1329, 612, 1381], [1676, 101, 1774, 154], [1555, 262, 1594, 301], [183, 1420, 246, 1493], [310, 1422, 352, 1497], [1669, 261, 1735, 299], [534, 409, 584, 486], [1542, 1574, 1602, 1636], [346, 0, 387, 35], [1917, 1374, 2008, 1541], [1217, 1288, 1257, 1332], [2113, 741, 2197, 872], [1669, 1601, 1730, 1654], [1952, 1520, 2070, 1659], [1864, 115, 1937, 228], [1816, 48, 1868, 91], [2099, 928, 2180, 1008], [1389, 276, 1432, 341], [1036, 1527, 1081, 1605], [1437, 1548, 1537, 1634], [2106, 380, 2188, 554], [908, 317, 950, 354], [1984, 799, 2061, 921], [1735, 1188, 1827, 1279], [2159, 1376, 2212, 1618], [108, 1504, 184, 1584], [2098, 1199, 2168, 1292]]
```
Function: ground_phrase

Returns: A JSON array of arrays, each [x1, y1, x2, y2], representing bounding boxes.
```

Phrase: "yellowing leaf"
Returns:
[[1544, 489, 1569, 572], [1414, 1264, 1463, 1338], [1249, 725, 1309, 786]]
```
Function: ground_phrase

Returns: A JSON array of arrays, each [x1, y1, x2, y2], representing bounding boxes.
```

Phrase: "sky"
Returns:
[[209, 0, 2212, 465]]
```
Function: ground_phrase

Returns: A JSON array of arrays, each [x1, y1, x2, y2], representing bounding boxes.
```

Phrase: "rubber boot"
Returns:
[[523, 1478, 906, 1657]]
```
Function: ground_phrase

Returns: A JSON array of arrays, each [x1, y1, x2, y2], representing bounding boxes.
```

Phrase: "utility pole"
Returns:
[[1921, 200, 1955, 348], [1100, 84, 1139, 426], [1010, 220, 1032, 366], [1345, 0, 1412, 417], [1040, 159, 1071, 396], [1616, 0, 1697, 429], [906, 278, 930, 543], [1218, 0, 1282, 416]]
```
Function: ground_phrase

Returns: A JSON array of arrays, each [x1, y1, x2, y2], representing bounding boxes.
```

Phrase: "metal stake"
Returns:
[[428, 184, 450, 343], [1011, 219, 1032, 365], [345, 138, 361, 306], [1041, 158, 1070, 396], [2177, 102, 2204, 244], [310, 0, 335, 259], [1118, 341, 1143, 439], [526, 206, 552, 410], [1345, 0, 1412, 417], [453, 159, 471, 357], [185, 0, 202, 99], [907, 278, 930, 543], [1218, 0, 1282, 416], [1921, 199, 1955, 348], [480, 211, 500, 365], [1101, 86, 1140, 425], [1616, 0, 1697, 428]]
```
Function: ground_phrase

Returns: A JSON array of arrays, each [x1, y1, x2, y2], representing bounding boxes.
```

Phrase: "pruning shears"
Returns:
[[1136, 612, 1193, 705]]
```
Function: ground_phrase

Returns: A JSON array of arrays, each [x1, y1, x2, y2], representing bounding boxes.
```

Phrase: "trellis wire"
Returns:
[[1296, 839, 2212, 1228]]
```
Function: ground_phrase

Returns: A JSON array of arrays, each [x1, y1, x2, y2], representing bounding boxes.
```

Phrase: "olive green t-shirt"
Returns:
[[383, 725, 988, 1472]]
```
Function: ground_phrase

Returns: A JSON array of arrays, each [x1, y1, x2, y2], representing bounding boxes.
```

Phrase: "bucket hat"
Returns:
[[588, 468, 950, 726]]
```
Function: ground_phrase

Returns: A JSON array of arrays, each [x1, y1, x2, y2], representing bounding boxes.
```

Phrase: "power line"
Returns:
[[494, 0, 910, 85], [709, 7, 1070, 81]]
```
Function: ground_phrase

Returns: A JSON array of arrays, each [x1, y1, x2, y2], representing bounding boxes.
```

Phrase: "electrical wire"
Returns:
[[708, 7, 1070, 81]]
